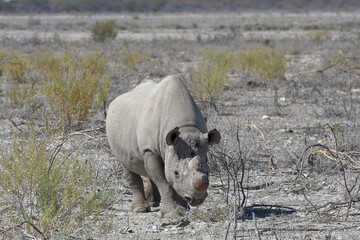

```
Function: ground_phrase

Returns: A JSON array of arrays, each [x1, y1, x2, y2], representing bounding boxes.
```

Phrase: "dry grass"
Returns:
[[40, 53, 109, 132], [190, 49, 235, 103], [0, 132, 114, 239], [238, 47, 287, 83]]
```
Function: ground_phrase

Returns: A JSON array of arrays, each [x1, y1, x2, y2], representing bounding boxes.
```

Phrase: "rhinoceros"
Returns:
[[106, 75, 220, 216]]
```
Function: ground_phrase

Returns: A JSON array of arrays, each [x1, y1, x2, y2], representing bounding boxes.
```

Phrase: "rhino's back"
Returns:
[[137, 75, 207, 156]]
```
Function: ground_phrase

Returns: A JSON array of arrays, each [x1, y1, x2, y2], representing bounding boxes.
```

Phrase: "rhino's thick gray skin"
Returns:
[[106, 75, 221, 216]]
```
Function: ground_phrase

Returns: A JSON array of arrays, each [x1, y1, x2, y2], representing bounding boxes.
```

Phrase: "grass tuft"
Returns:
[[0, 133, 114, 239], [2, 52, 29, 83], [190, 50, 235, 103], [122, 51, 149, 70], [238, 47, 286, 83], [40, 53, 109, 132]]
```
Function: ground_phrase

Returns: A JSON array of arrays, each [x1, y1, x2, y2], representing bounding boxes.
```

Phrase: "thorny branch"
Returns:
[[1, 221, 48, 240]]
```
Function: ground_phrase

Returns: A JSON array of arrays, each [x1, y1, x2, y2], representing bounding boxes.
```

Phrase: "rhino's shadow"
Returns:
[[239, 204, 296, 220]]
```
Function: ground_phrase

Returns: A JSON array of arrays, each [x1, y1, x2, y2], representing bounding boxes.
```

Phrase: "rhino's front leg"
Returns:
[[144, 177, 161, 207], [143, 151, 187, 216]]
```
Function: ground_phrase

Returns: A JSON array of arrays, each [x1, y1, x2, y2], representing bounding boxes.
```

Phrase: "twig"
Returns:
[[252, 212, 261, 240], [1, 221, 47, 240], [236, 123, 246, 208], [233, 191, 237, 240], [304, 199, 360, 213], [224, 203, 233, 240], [316, 63, 336, 75], [302, 191, 321, 218]]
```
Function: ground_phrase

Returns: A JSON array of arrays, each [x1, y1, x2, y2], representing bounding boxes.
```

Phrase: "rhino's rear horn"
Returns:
[[166, 127, 180, 145]]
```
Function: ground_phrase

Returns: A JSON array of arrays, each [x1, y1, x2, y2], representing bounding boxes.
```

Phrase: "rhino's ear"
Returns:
[[166, 127, 180, 145], [208, 129, 221, 145]]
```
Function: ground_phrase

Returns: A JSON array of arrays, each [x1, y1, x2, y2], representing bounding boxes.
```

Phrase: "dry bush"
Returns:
[[238, 47, 287, 84], [40, 53, 110, 132], [190, 50, 235, 104], [91, 20, 118, 42], [210, 122, 265, 207], [324, 52, 360, 72], [2, 52, 30, 83], [0, 132, 114, 239], [320, 52, 359, 120], [121, 50, 149, 71], [308, 29, 329, 44], [8, 83, 41, 115]]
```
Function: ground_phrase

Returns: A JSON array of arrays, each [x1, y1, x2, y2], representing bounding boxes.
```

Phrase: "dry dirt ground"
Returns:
[[1, 11, 360, 240]]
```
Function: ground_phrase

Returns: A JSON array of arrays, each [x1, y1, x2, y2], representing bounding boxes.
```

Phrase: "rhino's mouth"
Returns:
[[183, 192, 208, 206]]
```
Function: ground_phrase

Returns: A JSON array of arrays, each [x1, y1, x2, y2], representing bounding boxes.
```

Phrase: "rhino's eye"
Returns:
[[174, 171, 179, 178]]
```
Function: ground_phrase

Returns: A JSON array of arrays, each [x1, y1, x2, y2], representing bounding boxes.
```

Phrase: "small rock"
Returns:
[[261, 115, 270, 120], [152, 225, 160, 233]]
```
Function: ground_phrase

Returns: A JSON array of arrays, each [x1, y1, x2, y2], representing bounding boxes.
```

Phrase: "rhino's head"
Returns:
[[164, 126, 221, 206]]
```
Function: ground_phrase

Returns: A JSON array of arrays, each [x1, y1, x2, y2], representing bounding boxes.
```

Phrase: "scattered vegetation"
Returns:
[[121, 50, 149, 70], [91, 20, 118, 42], [2, 52, 30, 83], [238, 47, 287, 83], [309, 29, 329, 44], [8, 83, 40, 115], [190, 50, 235, 104], [40, 53, 109, 132], [0, 133, 114, 239], [324, 52, 360, 72]]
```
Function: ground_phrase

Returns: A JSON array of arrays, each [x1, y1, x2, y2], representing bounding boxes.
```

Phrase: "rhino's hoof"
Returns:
[[161, 206, 187, 218], [133, 205, 150, 213], [148, 201, 160, 208]]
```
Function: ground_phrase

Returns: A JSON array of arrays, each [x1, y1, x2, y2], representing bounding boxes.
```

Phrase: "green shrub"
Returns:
[[239, 47, 287, 82], [8, 83, 41, 114], [2, 52, 29, 83], [41, 53, 109, 132], [0, 50, 7, 75], [91, 20, 118, 42], [190, 50, 235, 102], [0, 134, 113, 239]]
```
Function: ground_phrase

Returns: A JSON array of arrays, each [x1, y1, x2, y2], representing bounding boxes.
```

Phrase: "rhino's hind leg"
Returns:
[[145, 178, 161, 208], [123, 168, 150, 213]]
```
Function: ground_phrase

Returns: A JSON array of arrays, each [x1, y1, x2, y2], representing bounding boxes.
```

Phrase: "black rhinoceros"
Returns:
[[106, 75, 220, 216]]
